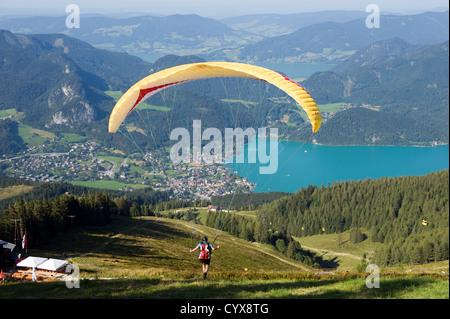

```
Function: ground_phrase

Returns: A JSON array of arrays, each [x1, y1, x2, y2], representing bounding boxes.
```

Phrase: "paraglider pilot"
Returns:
[[190, 236, 220, 279]]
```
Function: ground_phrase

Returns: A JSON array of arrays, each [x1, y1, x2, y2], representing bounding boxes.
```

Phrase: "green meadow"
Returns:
[[72, 180, 148, 190], [1, 216, 447, 299], [17, 124, 55, 148]]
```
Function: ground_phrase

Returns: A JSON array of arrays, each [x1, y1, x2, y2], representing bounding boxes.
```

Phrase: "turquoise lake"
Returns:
[[138, 55, 335, 79], [226, 140, 449, 193], [254, 62, 334, 78]]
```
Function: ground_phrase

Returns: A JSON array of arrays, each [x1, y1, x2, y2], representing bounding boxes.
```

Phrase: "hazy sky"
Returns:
[[1, 0, 448, 18]]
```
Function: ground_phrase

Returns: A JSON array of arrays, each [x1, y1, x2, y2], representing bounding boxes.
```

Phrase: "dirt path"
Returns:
[[301, 245, 363, 261], [250, 241, 312, 271]]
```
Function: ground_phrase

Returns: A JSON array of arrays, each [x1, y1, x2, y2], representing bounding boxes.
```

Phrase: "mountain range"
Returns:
[[0, 29, 287, 153], [0, 29, 155, 131], [0, 11, 447, 64], [0, 14, 262, 61], [219, 10, 369, 37], [301, 38, 449, 145], [230, 11, 449, 63], [0, 9, 448, 149]]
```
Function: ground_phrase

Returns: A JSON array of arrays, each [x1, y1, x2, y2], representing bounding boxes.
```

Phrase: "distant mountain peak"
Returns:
[[333, 38, 418, 72], [151, 54, 206, 72], [0, 30, 153, 130]]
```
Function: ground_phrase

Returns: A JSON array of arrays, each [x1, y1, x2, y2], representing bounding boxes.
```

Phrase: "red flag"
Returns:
[[22, 233, 26, 249]]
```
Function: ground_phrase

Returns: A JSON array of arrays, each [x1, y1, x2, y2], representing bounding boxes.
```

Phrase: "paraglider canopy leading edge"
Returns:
[[108, 62, 322, 134]]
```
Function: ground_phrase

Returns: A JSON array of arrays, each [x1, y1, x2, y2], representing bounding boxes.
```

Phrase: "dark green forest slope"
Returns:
[[1, 170, 448, 268], [256, 170, 449, 266], [0, 119, 26, 155]]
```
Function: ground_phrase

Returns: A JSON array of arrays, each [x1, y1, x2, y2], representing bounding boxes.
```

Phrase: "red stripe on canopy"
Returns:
[[126, 80, 188, 116]]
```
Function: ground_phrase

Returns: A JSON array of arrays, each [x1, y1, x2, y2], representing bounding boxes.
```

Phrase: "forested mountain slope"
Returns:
[[257, 170, 449, 265]]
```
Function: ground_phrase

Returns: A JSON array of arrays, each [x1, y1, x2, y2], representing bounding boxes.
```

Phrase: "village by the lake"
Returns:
[[0, 135, 254, 200]]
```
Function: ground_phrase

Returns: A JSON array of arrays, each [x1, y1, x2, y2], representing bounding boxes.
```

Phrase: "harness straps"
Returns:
[[199, 242, 211, 259]]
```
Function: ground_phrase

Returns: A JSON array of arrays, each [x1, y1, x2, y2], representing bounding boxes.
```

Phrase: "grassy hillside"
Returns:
[[295, 230, 381, 270], [39, 216, 311, 277], [1, 215, 447, 299], [0, 184, 34, 201]]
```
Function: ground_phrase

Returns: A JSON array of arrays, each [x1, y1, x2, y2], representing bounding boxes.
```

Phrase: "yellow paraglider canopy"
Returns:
[[108, 62, 322, 134]]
